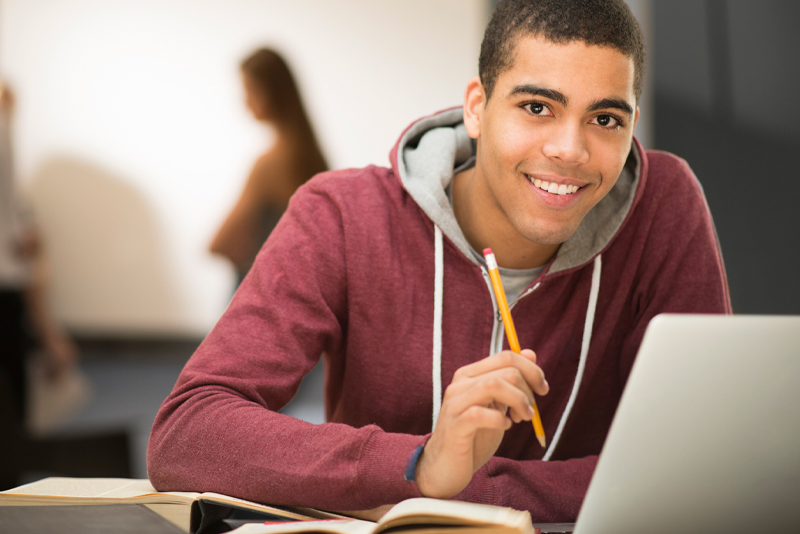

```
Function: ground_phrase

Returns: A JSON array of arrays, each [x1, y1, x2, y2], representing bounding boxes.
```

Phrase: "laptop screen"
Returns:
[[574, 314, 800, 534]]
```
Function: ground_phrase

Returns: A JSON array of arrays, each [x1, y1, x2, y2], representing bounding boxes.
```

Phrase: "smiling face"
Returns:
[[462, 34, 639, 256]]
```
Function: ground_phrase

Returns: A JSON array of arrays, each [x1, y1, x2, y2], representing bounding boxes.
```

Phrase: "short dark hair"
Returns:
[[479, 0, 645, 102]]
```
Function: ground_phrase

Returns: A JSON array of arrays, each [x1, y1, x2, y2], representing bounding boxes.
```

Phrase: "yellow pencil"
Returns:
[[483, 248, 547, 448]]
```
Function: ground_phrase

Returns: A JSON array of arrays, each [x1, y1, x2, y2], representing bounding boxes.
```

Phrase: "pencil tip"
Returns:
[[538, 436, 546, 448]]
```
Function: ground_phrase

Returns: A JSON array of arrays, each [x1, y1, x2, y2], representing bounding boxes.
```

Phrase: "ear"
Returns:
[[633, 105, 640, 130], [463, 76, 485, 140]]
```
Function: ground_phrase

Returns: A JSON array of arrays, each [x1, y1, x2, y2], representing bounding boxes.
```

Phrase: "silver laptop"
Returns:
[[574, 314, 800, 534]]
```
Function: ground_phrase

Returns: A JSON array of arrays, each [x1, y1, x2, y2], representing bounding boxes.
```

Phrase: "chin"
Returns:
[[521, 221, 581, 246]]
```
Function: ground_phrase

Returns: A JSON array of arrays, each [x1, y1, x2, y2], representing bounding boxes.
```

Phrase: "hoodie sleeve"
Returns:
[[452, 154, 732, 523], [616, 153, 732, 375], [451, 456, 596, 523], [147, 178, 426, 511]]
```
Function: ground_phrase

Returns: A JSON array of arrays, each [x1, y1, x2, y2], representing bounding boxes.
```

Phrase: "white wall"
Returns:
[[0, 0, 488, 336]]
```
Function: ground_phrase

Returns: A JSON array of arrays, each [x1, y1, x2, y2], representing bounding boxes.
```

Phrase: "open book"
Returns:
[[233, 498, 534, 534], [0, 477, 340, 533], [0, 478, 535, 534]]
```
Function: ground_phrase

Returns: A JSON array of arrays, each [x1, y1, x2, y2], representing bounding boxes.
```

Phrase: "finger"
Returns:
[[453, 350, 531, 380], [454, 351, 549, 397], [453, 405, 512, 434], [519, 349, 549, 394], [444, 371, 536, 423], [520, 348, 537, 364], [445, 366, 534, 407], [509, 351, 548, 396], [448, 363, 541, 412]]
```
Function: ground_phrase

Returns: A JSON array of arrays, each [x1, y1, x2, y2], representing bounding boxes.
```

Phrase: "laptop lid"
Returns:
[[574, 314, 800, 534]]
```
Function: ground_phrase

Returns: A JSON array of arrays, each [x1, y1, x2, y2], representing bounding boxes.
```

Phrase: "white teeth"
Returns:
[[528, 177, 581, 195], [526, 175, 581, 195]]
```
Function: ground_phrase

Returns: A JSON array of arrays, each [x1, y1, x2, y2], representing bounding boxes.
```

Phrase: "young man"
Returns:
[[148, 0, 730, 522]]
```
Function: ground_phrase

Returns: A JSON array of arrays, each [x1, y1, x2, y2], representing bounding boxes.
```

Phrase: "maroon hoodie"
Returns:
[[147, 108, 731, 522]]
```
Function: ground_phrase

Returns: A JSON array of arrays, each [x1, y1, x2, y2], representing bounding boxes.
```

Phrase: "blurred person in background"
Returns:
[[210, 48, 328, 285], [0, 81, 79, 417], [0, 81, 81, 488]]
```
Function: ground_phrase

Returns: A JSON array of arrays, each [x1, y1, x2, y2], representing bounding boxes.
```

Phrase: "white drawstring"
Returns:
[[542, 254, 602, 460], [431, 225, 444, 431], [429, 231, 602, 450]]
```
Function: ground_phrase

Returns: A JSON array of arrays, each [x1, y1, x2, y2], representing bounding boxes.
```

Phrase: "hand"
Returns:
[[42, 330, 79, 381], [414, 349, 548, 498]]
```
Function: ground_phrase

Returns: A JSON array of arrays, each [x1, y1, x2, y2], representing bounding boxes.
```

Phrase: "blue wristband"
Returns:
[[404, 444, 425, 482]]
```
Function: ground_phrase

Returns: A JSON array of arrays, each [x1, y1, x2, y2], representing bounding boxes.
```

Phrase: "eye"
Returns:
[[523, 101, 553, 117], [591, 114, 622, 129]]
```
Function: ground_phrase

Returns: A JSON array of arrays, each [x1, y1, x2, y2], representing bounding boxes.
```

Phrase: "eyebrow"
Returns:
[[509, 84, 634, 118], [509, 84, 568, 107], [587, 98, 634, 118]]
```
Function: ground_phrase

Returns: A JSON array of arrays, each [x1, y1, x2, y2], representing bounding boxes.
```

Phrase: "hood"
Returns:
[[388, 108, 644, 457], [389, 107, 644, 275]]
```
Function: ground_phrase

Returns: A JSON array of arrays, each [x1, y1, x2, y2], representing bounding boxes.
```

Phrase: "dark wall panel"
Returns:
[[653, 0, 799, 314]]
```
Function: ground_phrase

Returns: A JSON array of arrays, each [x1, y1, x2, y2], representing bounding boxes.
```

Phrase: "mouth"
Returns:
[[525, 174, 586, 196]]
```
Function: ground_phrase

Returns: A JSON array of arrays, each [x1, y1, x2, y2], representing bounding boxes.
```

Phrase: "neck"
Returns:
[[452, 167, 560, 269]]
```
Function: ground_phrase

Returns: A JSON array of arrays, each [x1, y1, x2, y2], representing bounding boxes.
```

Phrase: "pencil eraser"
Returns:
[[483, 248, 493, 257]]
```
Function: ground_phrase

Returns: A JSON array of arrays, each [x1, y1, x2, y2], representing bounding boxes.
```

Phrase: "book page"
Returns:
[[199, 493, 319, 521], [231, 518, 376, 534], [0, 477, 198, 506], [377, 499, 533, 534], [1, 478, 156, 498]]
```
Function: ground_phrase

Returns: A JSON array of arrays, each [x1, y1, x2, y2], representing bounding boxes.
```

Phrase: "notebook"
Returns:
[[574, 314, 800, 534]]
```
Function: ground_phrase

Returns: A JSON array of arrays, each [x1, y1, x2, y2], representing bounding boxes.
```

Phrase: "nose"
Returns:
[[542, 122, 589, 165]]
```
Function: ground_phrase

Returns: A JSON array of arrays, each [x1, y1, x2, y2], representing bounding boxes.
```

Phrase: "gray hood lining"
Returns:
[[397, 108, 641, 274], [399, 108, 477, 262], [551, 147, 640, 273]]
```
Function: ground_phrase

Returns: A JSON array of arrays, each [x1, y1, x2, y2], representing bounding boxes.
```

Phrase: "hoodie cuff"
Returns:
[[453, 463, 496, 505], [356, 430, 429, 508]]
